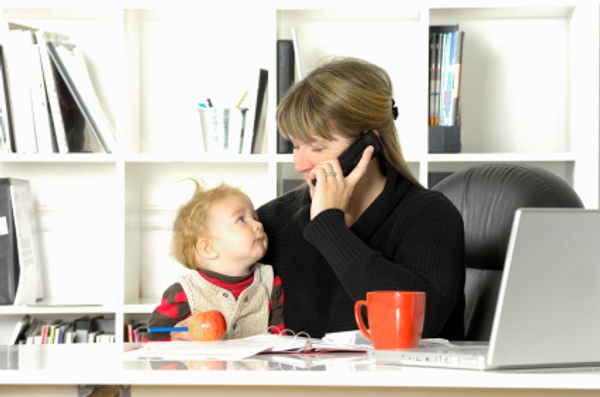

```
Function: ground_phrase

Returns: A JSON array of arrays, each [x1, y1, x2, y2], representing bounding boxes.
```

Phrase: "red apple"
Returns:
[[189, 310, 227, 341]]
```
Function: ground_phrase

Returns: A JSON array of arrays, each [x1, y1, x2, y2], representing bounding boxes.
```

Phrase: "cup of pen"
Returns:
[[355, 291, 426, 350], [198, 107, 248, 154]]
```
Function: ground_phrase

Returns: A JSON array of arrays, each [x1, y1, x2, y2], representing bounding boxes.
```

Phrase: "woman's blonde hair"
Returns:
[[171, 179, 250, 269], [276, 57, 422, 188]]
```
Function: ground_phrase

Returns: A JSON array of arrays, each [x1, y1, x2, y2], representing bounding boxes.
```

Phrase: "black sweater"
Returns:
[[257, 168, 465, 340]]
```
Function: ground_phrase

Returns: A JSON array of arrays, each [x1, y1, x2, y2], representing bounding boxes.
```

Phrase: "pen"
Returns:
[[148, 327, 188, 333], [236, 91, 249, 108], [198, 103, 207, 108], [207, 98, 213, 108]]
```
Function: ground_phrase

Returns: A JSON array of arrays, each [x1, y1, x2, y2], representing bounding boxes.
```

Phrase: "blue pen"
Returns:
[[198, 103, 207, 108], [148, 327, 188, 333]]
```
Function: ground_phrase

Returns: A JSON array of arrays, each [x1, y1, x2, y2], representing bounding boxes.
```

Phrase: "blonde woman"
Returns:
[[257, 57, 465, 340]]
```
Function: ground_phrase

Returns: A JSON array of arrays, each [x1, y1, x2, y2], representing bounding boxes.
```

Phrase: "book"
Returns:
[[434, 30, 444, 126], [0, 178, 43, 305], [429, 33, 438, 126], [450, 31, 465, 127], [0, 178, 20, 304], [62, 322, 76, 344], [35, 29, 72, 154], [24, 317, 43, 344], [46, 41, 116, 153], [87, 329, 102, 343], [23, 30, 56, 154], [291, 27, 304, 81], [47, 319, 64, 344], [127, 323, 134, 343], [40, 324, 49, 344], [0, 46, 14, 153], [276, 40, 294, 154], [429, 25, 462, 128], [239, 69, 267, 155], [4, 26, 38, 153], [250, 68, 268, 154], [73, 315, 92, 343], [92, 316, 115, 334], [9, 314, 31, 345]]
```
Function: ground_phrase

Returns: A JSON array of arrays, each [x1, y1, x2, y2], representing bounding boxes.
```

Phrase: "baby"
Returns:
[[143, 179, 284, 341]]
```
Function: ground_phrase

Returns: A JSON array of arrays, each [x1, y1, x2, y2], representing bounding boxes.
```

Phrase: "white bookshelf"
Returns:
[[0, 1, 598, 344]]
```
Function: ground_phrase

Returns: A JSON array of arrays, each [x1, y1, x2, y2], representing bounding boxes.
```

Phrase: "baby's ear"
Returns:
[[196, 238, 218, 259]]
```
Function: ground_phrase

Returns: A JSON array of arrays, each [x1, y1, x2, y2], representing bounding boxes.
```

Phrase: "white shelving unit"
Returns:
[[0, 1, 598, 344]]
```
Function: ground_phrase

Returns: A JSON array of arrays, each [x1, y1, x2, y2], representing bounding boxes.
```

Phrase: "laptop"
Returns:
[[368, 208, 600, 370]]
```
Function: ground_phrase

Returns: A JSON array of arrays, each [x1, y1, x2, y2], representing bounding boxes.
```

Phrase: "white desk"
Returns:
[[2, 344, 600, 397]]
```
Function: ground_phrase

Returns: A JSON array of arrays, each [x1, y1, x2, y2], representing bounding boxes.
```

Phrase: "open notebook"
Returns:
[[369, 208, 600, 370]]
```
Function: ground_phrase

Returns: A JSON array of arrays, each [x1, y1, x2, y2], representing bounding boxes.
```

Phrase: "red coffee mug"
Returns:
[[354, 291, 425, 350]]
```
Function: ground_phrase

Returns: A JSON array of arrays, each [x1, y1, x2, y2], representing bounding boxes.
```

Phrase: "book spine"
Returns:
[[7, 29, 37, 153], [276, 40, 294, 154], [127, 323, 134, 343], [0, 46, 15, 153], [40, 325, 49, 344], [35, 31, 70, 154], [444, 32, 456, 126], [434, 32, 444, 127], [10, 179, 42, 305], [451, 31, 465, 127], [0, 179, 19, 304], [46, 42, 115, 153], [26, 35, 55, 154], [429, 33, 438, 126], [250, 68, 268, 154]]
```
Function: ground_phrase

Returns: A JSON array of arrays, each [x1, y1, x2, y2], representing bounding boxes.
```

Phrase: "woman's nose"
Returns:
[[294, 150, 312, 174]]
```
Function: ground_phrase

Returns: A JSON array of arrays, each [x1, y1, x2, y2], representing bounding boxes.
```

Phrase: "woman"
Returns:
[[257, 57, 465, 340]]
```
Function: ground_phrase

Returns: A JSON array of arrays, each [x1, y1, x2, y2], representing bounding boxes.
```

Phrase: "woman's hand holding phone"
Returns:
[[309, 145, 374, 221]]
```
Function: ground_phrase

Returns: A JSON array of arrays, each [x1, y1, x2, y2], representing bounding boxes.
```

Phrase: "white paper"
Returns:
[[10, 185, 38, 305], [124, 334, 310, 361], [319, 330, 452, 350]]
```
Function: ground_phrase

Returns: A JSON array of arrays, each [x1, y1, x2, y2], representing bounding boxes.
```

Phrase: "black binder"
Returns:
[[277, 40, 294, 154], [0, 178, 21, 304]]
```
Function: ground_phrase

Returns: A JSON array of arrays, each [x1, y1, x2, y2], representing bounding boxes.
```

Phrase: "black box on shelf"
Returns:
[[428, 126, 461, 153]]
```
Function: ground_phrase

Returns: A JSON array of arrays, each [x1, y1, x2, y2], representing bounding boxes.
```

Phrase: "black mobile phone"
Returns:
[[312, 130, 383, 185], [338, 130, 383, 177]]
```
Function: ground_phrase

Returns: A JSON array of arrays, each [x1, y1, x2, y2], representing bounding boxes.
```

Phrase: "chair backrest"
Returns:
[[431, 164, 584, 341]]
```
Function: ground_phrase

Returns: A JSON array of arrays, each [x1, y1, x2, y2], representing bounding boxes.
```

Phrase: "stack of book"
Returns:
[[428, 25, 465, 154], [429, 25, 465, 128], [125, 319, 149, 343], [0, 22, 116, 155], [9, 315, 117, 345]]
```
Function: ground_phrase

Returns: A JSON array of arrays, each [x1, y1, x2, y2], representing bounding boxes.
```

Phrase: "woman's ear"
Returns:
[[196, 238, 218, 259]]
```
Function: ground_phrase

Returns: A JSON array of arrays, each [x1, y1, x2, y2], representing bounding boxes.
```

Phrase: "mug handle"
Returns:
[[354, 300, 371, 341]]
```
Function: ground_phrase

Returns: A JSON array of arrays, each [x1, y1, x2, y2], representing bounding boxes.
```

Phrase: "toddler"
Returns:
[[143, 179, 284, 341]]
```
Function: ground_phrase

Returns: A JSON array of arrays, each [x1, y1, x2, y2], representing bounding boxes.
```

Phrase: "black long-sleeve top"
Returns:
[[257, 167, 465, 340]]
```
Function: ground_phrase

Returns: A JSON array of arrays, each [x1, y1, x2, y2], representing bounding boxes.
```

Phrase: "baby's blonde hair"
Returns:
[[171, 179, 250, 269]]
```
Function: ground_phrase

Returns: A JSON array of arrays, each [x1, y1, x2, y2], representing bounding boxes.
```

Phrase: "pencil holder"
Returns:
[[428, 126, 461, 153], [198, 108, 248, 154]]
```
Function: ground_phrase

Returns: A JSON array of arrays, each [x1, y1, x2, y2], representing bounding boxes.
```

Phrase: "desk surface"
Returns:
[[1, 343, 600, 392]]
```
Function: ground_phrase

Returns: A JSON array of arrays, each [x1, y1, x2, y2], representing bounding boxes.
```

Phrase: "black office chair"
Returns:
[[431, 163, 584, 341]]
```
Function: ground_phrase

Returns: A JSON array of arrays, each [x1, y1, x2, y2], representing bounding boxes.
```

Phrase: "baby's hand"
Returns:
[[170, 318, 192, 341]]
